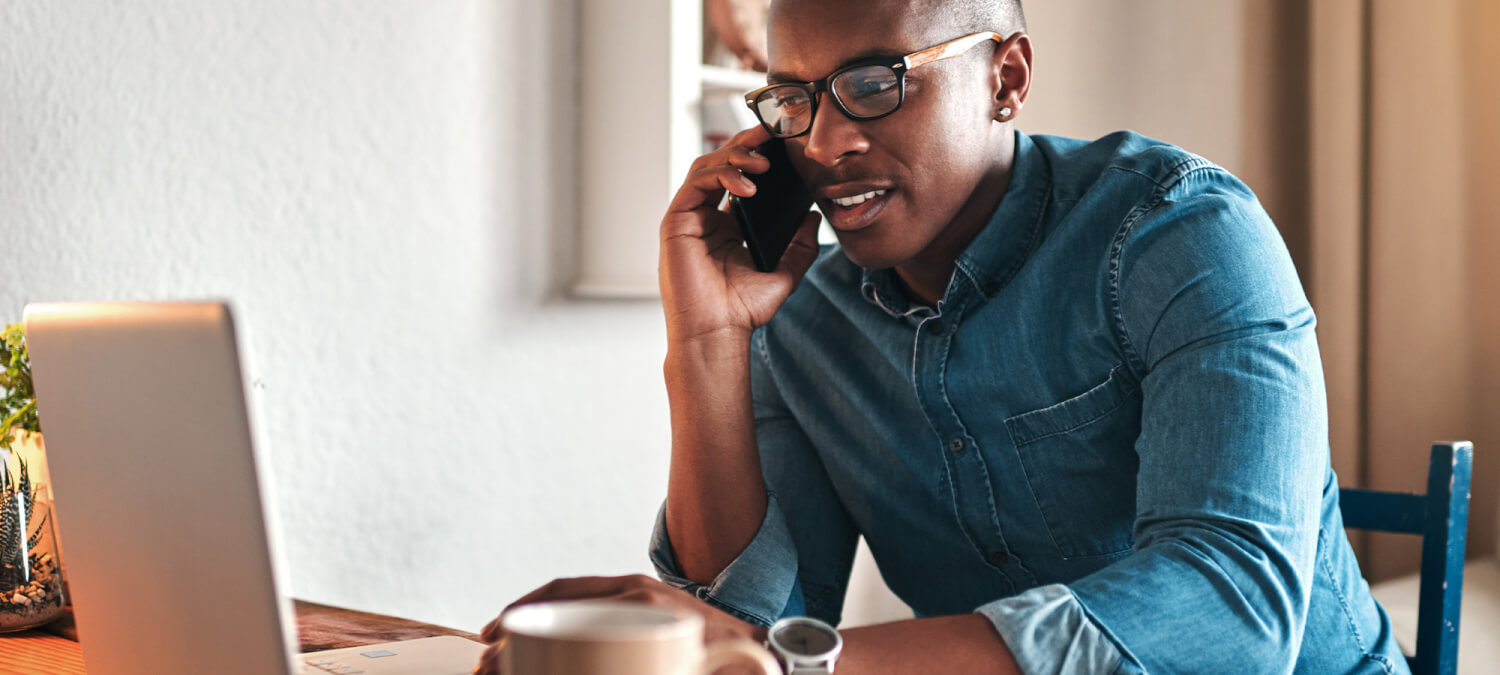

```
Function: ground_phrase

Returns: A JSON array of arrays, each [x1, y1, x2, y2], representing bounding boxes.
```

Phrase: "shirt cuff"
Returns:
[[975, 584, 1142, 675], [649, 492, 801, 627]]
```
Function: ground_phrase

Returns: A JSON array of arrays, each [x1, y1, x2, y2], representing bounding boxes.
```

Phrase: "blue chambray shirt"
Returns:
[[650, 131, 1408, 674]]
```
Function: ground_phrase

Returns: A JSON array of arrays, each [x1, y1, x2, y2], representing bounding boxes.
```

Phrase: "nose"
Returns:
[[797, 92, 870, 167]]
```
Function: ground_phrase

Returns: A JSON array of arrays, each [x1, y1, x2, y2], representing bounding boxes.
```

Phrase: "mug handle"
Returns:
[[700, 637, 781, 675]]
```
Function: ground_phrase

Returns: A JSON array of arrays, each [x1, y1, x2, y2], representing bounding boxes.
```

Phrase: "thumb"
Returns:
[[775, 211, 824, 285]]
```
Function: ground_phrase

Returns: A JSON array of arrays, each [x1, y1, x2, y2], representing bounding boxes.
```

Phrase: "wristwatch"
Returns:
[[766, 616, 842, 674]]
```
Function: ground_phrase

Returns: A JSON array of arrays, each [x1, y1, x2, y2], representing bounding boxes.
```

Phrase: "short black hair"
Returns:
[[770, 0, 1027, 47], [943, 0, 1027, 36]]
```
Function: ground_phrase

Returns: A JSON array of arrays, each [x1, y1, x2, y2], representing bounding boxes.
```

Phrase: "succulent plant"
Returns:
[[0, 457, 39, 590]]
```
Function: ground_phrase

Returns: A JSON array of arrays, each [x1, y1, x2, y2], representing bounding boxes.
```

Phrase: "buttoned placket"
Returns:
[[852, 130, 1049, 594], [907, 283, 1036, 592]]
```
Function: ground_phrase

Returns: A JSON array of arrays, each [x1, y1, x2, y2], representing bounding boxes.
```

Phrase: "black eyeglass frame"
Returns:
[[743, 31, 1009, 139]]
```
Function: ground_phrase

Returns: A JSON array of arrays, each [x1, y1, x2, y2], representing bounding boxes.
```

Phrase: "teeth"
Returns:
[[832, 189, 887, 208]]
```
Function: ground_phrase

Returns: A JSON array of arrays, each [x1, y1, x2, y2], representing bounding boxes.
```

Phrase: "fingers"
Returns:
[[473, 637, 505, 675], [480, 575, 661, 644], [475, 575, 675, 674], [775, 211, 824, 284], [690, 141, 771, 175], [665, 126, 775, 218], [719, 123, 773, 157], [506, 575, 652, 612], [668, 165, 757, 215], [668, 151, 769, 216], [477, 576, 651, 674], [472, 575, 753, 675], [480, 614, 505, 643]]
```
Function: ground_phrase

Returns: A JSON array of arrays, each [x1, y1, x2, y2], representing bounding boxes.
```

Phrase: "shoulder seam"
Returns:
[[1107, 154, 1217, 192], [1104, 160, 1221, 377]]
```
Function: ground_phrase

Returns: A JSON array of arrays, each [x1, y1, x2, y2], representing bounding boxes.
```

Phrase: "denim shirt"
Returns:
[[650, 131, 1408, 674]]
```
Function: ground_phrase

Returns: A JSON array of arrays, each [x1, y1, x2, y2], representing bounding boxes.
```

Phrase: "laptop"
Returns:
[[23, 302, 485, 675]]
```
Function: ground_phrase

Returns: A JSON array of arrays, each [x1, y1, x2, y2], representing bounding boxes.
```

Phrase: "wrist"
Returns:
[[665, 328, 753, 367]]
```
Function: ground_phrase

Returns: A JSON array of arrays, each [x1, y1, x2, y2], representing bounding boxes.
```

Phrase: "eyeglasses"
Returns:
[[744, 31, 1006, 140]]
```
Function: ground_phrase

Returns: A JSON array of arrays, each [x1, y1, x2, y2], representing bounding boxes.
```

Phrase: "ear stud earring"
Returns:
[[999, 106, 1013, 118]]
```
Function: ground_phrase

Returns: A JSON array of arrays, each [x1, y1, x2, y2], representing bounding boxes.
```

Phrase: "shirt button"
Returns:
[[987, 551, 1009, 566], [948, 437, 965, 453], [926, 321, 944, 335]]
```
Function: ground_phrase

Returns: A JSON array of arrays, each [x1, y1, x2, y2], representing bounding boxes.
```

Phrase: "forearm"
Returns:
[[834, 615, 1020, 675], [663, 332, 769, 585]]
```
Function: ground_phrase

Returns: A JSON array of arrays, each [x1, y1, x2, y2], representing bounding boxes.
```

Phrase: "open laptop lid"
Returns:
[[25, 302, 299, 675]]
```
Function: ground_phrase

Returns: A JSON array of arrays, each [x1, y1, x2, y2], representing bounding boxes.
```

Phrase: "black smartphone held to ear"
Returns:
[[731, 139, 814, 273]]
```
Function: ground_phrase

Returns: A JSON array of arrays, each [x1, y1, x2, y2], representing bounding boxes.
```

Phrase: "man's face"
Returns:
[[767, 0, 1002, 271]]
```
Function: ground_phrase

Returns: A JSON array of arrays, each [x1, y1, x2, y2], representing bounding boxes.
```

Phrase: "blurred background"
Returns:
[[1, 0, 1496, 664]]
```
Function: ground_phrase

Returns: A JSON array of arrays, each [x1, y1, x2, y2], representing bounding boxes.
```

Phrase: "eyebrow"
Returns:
[[766, 49, 906, 84]]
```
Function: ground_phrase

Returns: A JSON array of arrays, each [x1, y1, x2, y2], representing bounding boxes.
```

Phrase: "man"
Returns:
[[480, 0, 1407, 672]]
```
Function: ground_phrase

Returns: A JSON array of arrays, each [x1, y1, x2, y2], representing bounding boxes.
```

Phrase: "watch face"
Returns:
[[773, 620, 838, 656]]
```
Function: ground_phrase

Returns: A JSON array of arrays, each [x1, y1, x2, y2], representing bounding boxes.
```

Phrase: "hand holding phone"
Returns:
[[658, 126, 820, 346], [730, 139, 815, 273]]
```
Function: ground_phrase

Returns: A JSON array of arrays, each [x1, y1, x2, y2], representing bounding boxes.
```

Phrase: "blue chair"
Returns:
[[1339, 441, 1473, 675]]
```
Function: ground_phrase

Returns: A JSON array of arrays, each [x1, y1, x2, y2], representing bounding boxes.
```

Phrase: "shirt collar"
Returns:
[[859, 130, 1050, 316]]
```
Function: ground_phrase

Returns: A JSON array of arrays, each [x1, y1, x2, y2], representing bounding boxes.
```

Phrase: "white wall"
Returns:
[[0, 0, 672, 633], [0, 0, 1300, 636], [1021, 0, 1256, 178]]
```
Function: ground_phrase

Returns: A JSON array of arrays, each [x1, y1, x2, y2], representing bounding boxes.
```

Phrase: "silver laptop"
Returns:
[[24, 302, 485, 675]]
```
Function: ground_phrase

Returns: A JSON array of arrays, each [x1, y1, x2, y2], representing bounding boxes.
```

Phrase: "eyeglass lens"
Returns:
[[753, 64, 903, 138], [753, 87, 815, 137]]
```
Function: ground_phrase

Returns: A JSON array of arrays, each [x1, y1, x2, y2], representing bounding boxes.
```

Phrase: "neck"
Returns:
[[894, 131, 1017, 306]]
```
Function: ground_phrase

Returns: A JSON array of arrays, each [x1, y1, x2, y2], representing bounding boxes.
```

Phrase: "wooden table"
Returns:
[[0, 600, 481, 674]]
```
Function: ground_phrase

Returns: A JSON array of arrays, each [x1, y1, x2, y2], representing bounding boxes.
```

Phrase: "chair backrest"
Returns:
[[1339, 441, 1473, 675]]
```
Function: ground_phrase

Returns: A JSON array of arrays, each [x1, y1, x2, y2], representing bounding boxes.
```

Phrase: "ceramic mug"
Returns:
[[500, 599, 780, 675]]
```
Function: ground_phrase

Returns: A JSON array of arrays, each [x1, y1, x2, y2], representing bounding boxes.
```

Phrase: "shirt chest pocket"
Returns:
[[1004, 365, 1142, 559]]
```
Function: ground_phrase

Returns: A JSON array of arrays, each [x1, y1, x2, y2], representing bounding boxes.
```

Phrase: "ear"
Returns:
[[989, 32, 1033, 123]]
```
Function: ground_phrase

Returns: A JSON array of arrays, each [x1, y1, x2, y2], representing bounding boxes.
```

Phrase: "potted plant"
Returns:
[[0, 323, 65, 631], [1, 323, 42, 478]]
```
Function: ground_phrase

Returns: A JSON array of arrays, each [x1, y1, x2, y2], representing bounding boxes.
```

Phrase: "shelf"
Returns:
[[700, 64, 768, 94]]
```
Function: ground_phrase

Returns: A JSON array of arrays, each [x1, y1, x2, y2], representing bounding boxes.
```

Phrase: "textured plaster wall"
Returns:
[[0, 0, 672, 632], [0, 0, 1321, 637]]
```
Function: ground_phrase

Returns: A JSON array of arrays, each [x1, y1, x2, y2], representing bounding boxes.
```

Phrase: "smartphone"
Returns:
[[731, 139, 814, 273]]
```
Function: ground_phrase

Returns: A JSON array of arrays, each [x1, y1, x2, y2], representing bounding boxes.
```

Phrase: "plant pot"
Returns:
[[0, 477, 65, 632], [3, 431, 62, 574]]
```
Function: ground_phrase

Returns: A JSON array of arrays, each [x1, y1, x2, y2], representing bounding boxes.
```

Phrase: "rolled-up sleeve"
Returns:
[[649, 326, 860, 628], [982, 168, 1327, 673], [649, 492, 805, 626], [978, 584, 1138, 674]]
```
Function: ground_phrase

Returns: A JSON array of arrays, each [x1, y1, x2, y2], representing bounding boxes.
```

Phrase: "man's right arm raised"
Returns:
[[656, 124, 821, 585]]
